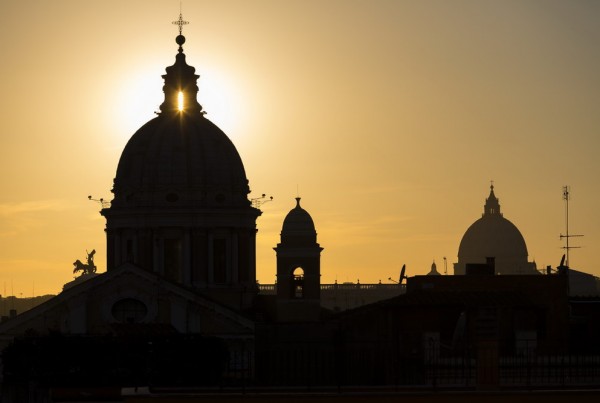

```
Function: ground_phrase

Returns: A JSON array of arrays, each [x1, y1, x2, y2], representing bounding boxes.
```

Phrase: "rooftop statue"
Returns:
[[73, 249, 97, 276]]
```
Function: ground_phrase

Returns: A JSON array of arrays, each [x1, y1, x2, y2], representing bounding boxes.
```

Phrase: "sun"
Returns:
[[197, 65, 246, 139], [111, 61, 247, 144], [113, 66, 163, 138]]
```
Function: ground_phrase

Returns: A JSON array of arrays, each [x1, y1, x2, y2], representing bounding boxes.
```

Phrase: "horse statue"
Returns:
[[73, 249, 97, 276]]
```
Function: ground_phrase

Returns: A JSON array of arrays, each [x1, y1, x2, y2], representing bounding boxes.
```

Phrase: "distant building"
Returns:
[[568, 268, 600, 296], [259, 282, 405, 312], [454, 185, 538, 275], [427, 260, 442, 276]]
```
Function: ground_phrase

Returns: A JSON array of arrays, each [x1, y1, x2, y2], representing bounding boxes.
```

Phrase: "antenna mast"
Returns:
[[559, 186, 583, 267], [250, 194, 273, 209]]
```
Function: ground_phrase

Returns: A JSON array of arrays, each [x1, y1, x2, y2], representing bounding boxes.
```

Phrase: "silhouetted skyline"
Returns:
[[1, 5, 599, 400], [0, 0, 599, 295]]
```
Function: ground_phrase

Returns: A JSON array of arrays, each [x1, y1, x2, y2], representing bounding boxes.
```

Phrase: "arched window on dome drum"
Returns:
[[292, 267, 304, 299]]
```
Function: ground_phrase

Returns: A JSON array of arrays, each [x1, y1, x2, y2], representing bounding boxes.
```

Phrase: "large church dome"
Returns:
[[112, 114, 249, 208], [454, 185, 537, 275], [110, 32, 249, 209], [102, 19, 261, 311], [458, 213, 528, 261]]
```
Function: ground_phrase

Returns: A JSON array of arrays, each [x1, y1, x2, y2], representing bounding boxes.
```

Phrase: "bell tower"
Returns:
[[274, 198, 323, 322]]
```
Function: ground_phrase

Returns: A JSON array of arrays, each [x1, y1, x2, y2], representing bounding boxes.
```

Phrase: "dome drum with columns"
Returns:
[[101, 26, 261, 310], [454, 185, 538, 276]]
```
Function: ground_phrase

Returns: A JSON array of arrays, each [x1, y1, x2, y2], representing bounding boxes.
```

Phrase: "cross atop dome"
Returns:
[[159, 12, 203, 115], [172, 13, 189, 36], [172, 11, 189, 54]]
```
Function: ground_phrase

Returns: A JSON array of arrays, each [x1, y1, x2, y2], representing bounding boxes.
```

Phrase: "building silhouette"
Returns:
[[1, 16, 599, 401], [454, 184, 538, 275], [102, 30, 260, 311], [274, 197, 323, 322]]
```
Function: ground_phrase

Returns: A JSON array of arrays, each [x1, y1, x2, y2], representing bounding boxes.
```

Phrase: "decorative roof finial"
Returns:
[[159, 8, 203, 115], [172, 3, 189, 53], [172, 12, 189, 36]]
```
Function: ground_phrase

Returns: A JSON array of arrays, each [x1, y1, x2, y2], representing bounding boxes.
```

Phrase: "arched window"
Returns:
[[292, 267, 304, 299]]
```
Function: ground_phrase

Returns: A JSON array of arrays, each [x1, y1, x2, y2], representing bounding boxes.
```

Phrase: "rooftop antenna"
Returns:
[[559, 186, 583, 267], [443, 256, 447, 275], [388, 264, 406, 284], [88, 195, 110, 209], [251, 193, 274, 209], [399, 264, 406, 284]]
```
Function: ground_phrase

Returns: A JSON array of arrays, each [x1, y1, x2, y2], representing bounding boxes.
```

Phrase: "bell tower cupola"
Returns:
[[274, 198, 323, 322]]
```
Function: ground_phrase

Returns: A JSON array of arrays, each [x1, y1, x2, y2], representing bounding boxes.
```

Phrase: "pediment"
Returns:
[[0, 263, 254, 339]]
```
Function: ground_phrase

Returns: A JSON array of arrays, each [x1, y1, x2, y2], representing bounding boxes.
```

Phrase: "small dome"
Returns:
[[281, 198, 317, 244], [427, 261, 441, 276], [111, 114, 250, 208]]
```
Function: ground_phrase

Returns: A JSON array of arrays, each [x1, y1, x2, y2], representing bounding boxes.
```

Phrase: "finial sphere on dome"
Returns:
[[176, 34, 186, 46]]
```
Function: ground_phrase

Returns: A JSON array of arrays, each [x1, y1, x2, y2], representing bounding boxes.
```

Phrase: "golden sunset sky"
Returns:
[[0, 0, 598, 296]]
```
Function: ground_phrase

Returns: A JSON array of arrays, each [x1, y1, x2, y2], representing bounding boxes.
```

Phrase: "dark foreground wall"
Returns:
[[121, 389, 600, 403]]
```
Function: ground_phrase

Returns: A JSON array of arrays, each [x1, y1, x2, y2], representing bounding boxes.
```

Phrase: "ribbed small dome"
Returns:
[[281, 198, 317, 244]]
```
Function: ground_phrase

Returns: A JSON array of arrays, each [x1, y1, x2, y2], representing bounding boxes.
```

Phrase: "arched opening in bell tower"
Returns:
[[292, 267, 305, 299]]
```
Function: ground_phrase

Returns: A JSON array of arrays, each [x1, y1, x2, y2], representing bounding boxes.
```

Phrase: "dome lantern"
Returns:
[[159, 13, 203, 115], [483, 183, 502, 217]]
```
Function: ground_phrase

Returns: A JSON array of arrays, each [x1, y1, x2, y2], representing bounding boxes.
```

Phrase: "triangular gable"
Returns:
[[0, 263, 254, 339]]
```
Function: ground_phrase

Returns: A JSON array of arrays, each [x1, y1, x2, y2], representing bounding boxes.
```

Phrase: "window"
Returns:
[[292, 267, 304, 299], [112, 298, 148, 323]]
